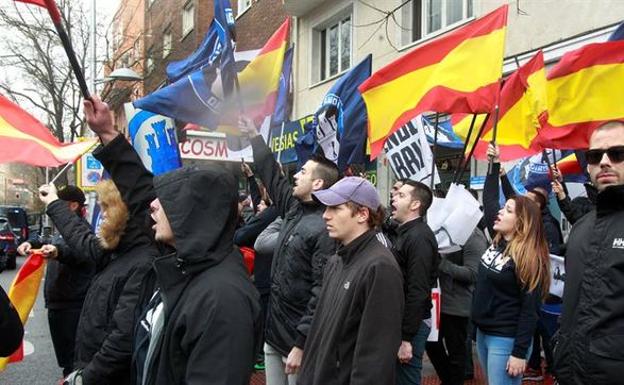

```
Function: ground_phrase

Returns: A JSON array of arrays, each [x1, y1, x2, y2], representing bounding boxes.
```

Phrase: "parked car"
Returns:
[[0, 206, 29, 244], [0, 217, 18, 271]]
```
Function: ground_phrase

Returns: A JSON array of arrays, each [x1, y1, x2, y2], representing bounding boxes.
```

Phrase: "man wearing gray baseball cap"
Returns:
[[297, 177, 404, 385]]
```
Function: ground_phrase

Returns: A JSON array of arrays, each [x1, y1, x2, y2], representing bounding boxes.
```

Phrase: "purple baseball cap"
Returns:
[[312, 176, 381, 210]]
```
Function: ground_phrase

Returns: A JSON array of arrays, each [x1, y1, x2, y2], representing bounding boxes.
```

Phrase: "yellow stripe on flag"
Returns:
[[0, 252, 46, 371], [0, 115, 98, 162], [363, 29, 506, 147], [546, 63, 624, 126]]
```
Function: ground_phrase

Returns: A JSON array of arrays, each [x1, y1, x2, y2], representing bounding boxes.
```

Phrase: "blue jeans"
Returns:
[[476, 328, 532, 385], [397, 321, 431, 385]]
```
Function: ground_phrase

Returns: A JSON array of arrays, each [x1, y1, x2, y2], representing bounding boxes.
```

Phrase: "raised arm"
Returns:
[[240, 117, 298, 218], [83, 97, 156, 239]]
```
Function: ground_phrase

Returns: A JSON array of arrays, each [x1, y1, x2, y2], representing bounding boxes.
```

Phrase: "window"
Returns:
[[315, 15, 351, 83], [182, 2, 195, 37], [146, 48, 154, 73], [163, 29, 172, 57], [401, 0, 473, 45], [237, 0, 251, 17]]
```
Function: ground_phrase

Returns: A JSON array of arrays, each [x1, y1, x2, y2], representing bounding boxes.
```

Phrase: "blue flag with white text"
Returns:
[[166, 21, 222, 83], [213, 0, 237, 98], [314, 54, 372, 171], [134, 65, 223, 129]]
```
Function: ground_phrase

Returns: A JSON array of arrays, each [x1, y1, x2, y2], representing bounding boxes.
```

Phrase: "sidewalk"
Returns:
[[249, 349, 550, 385]]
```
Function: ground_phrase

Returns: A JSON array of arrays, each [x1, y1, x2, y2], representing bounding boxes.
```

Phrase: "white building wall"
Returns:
[[287, 0, 624, 192]]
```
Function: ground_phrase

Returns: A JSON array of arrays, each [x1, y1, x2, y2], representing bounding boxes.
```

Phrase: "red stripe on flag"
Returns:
[[13, 253, 45, 286], [8, 343, 24, 363], [0, 95, 62, 145], [257, 19, 290, 55], [360, 5, 508, 90], [13, 0, 46, 6], [369, 82, 500, 155], [548, 41, 624, 79]]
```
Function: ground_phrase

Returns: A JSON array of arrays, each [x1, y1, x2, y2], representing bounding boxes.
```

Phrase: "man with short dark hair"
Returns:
[[553, 121, 624, 385], [17, 185, 95, 379], [298, 177, 403, 385], [240, 117, 338, 385], [391, 180, 440, 385]]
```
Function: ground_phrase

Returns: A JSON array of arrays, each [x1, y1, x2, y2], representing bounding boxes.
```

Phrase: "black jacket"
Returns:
[[251, 136, 336, 355], [553, 184, 624, 384], [30, 217, 95, 310], [298, 230, 403, 385], [46, 199, 156, 385], [0, 285, 22, 357], [392, 217, 439, 341], [95, 134, 261, 385], [556, 183, 597, 225], [234, 205, 279, 248], [438, 228, 487, 317]]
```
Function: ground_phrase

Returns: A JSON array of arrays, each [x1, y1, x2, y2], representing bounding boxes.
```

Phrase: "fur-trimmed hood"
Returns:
[[95, 179, 128, 250]]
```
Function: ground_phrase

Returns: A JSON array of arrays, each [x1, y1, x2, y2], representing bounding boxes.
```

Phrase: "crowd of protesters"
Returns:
[[0, 96, 622, 385]]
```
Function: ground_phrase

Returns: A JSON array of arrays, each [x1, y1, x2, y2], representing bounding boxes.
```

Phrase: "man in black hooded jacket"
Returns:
[[83, 96, 261, 385]]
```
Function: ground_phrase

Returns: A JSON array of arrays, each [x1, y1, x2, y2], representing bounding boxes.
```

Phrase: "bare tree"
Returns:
[[0, 0, 94, 143]]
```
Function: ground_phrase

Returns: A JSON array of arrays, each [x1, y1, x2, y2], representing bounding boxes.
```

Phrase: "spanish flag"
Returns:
[[473, 51, 547, 161], [0, 252, 46, 370], [359, 5, 508, 158], [538, 40, 624, 149], [555, 152, 583, 177], [0, 95, 97, 167], [237, 18, 290, 125]]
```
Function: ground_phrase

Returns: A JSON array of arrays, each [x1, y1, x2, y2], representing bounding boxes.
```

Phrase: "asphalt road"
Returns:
[[0, 256, 61, 385]]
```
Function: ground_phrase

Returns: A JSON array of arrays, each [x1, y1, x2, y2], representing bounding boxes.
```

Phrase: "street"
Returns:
[[0, 256, 60, 385]]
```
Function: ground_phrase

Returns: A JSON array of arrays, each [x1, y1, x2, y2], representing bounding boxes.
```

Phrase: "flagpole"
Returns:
[[457, 113, 491, 183], [430, 113, 439, 190], [277, 121, 286, 164], [452, 114, 478, 184], [43, 0, 91, 99]]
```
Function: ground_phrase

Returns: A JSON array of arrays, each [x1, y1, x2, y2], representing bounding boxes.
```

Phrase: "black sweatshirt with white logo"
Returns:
[[472, 161, 540, 359]]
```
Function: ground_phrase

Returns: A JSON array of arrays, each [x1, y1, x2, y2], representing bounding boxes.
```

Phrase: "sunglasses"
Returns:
[[585, 145, 624, 165]]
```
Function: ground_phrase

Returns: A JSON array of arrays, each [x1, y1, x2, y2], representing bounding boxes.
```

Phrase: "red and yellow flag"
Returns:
[[237, 18, 290, 124], [555, 152, 583, 176], [359, 5, 508, 158], [0, 252, 47, 370], [0, 95, 97, 167], [538, 40, 624, 149], [471, 51, 547, 161]]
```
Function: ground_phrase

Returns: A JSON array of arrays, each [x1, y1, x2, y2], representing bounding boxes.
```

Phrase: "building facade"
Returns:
[[284, 0, 624, 197], [104, 0, 146, 134]]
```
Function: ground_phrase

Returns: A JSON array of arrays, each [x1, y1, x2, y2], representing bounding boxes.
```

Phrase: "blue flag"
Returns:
[[608, 21, 624, 41], [272, 47, 293, 127], [166, 21, 222, 83], [421, 115, 465, 149], [213, 0, 237, 98], [315, 54, 372, 171], [125, 104, 182, 175], [134, 65, 223, 129]]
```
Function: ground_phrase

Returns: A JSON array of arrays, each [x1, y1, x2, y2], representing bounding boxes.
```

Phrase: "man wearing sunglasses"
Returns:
[[553, 120, 624, 385]]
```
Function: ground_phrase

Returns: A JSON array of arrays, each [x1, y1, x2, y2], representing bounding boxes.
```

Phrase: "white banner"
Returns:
[[549, 254, 565, 298], [384, 118, 440, 186], [427, 183, 483, 253]]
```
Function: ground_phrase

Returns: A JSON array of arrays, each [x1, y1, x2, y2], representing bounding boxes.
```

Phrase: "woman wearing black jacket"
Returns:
[[471, 144, 551, 385], [40, 179, 157, 385]]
